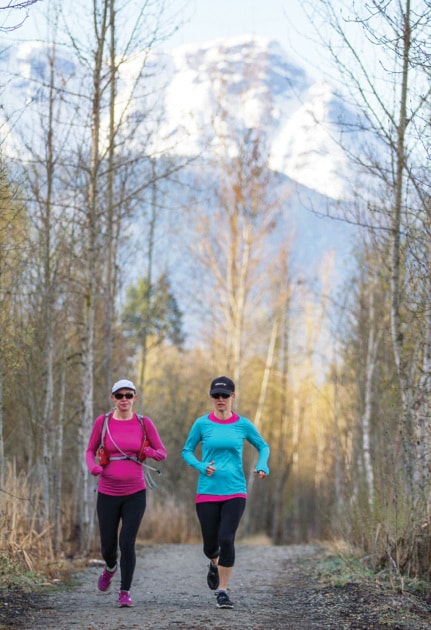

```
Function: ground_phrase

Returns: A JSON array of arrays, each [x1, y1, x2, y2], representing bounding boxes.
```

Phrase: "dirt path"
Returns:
[[7, 543, 431, 629]]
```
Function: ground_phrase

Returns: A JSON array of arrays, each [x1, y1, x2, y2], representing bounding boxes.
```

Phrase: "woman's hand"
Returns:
[[206, 461, 216, 476], [254, 469, 267, 479]]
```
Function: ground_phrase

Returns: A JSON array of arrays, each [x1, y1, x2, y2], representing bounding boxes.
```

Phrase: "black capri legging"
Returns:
[[196, 498, 246, 568], [96, 490, 146, 591]]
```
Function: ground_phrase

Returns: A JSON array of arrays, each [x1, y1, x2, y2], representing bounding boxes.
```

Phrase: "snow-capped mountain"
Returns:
[[150, 37, 307, 154], [1, 35, 359, 201], [142, 35, 356, 201]]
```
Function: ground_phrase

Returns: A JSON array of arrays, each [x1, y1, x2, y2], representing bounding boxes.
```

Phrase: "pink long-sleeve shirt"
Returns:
[[86, 412, 167, 496]]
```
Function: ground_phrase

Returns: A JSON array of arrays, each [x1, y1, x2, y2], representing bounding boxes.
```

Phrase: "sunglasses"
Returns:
[[114, 392, 135, 399], [211, 393, 231, 399]]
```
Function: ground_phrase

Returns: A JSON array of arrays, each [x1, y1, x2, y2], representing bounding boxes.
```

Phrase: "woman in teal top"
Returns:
[[182, 376, 270, 609]]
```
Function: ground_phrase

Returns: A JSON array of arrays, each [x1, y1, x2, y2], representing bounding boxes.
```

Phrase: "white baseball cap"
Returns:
[[111, 379, 136, 394]]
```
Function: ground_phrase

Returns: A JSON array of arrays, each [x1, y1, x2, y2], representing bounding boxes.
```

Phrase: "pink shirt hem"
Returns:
[[195, 493, 247, 503]]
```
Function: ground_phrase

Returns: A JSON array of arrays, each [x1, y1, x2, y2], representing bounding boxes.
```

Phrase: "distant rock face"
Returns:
[[1, 34, 359, 201]]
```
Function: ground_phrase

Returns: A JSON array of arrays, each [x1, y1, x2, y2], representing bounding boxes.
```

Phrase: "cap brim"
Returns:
[[210, 388, 233, 395]]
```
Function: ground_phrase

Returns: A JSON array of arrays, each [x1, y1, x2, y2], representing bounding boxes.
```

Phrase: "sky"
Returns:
[[4, 0, 330, 81], [167, 1, 310, 51]]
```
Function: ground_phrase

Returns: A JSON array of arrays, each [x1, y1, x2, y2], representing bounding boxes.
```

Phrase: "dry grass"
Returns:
[[0, 461, 60, 582], [0, 463, 42, 567], [139, 495, 200, 544], [0, 464, 75, 583], [238, 533, 273, 545]]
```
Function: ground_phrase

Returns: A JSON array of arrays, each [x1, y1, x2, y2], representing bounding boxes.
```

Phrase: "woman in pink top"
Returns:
[[86, 379, 167, 608]]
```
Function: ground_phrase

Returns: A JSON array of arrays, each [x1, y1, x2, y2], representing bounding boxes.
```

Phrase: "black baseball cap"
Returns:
[[209, 376, 235, 396]]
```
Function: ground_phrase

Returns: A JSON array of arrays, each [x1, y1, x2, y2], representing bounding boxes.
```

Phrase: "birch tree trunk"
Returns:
[[40, 39, 57, 537], [362, 276, 383, 510], [102, 0, 117, 395], [54, 359, 66, 555], [242, 317, 278, 531], [138, 161, 157, 396], [387, 0, 418, 497], [414, 238, 431, 505], [79, 1, 108, 549], [271, 270, 294, 543], [0, 349, 3, 485]]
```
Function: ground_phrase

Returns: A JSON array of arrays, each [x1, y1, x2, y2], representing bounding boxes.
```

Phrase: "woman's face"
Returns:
[[111, 389, 136, 411], [211, 392, 235, 415]]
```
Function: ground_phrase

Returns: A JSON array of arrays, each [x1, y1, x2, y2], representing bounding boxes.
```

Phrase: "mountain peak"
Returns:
[[153, 37, 352, 199]]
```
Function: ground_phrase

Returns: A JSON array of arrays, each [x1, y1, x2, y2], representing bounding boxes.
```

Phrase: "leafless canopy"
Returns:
[[0, 0, 41, 32], [0, 0, 40, 8]]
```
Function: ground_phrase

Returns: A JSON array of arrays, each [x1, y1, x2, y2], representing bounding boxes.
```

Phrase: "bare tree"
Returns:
[[192, 125, 283, 385], [0, 157, 28, 484]]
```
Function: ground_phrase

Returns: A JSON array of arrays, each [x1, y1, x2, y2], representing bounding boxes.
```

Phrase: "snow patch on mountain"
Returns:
[[270, 81, 353, 200], [0, 35, 358, 201]]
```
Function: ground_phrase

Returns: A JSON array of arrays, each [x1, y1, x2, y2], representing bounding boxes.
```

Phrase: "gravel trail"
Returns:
[[12, 543, 431, 629]]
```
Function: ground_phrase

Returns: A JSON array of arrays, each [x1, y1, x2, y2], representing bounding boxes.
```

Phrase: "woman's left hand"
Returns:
[[254, 469, 267, 479]]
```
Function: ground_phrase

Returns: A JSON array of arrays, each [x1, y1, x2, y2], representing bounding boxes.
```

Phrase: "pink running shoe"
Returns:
[[118, 590, 133, 607], [97, 564, 117, 591]]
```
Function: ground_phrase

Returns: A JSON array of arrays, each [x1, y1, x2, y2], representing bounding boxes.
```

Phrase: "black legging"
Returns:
[[96, 490, 146, 591], [196, 498, 246, 568]]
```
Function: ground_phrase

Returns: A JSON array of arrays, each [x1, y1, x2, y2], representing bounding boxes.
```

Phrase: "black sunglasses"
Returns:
[[211, 393, 231, 399], [114, 392, 135, 399]]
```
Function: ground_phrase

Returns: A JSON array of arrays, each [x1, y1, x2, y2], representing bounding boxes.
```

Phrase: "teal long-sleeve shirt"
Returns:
[[181, 412, 270, 496]]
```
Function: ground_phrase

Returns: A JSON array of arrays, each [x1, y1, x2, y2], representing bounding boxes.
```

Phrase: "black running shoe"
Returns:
[[207, 563, 219, 590], [216, 590, 234, 609]]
